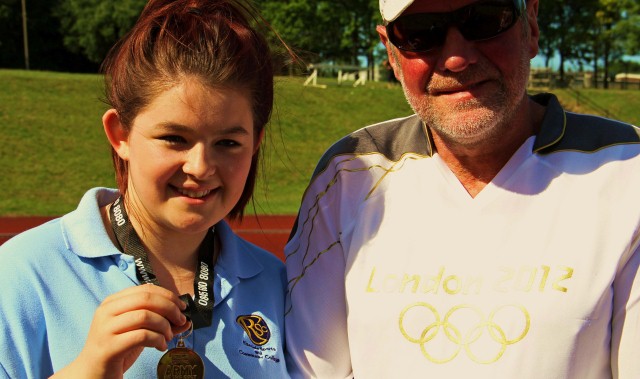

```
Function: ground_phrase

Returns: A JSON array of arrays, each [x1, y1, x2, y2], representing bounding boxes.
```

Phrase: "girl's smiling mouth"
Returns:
[[173, 186, 214, 199]]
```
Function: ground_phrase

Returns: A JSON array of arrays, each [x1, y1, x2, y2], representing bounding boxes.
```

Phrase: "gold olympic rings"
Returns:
[[399, 302, 530, 364]]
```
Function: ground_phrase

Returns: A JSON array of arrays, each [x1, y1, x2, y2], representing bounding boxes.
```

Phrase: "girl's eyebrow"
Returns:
[[156, 122, 251, 135], [219, 125, 251, 135], [156, 122, 192, 133]]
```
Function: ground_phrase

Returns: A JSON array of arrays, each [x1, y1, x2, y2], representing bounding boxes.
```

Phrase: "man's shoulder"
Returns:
[[566, 111, 639, 146], [546, 112, 640, 154], [533, 92, 640, 154], [312, 114, 431, 177]]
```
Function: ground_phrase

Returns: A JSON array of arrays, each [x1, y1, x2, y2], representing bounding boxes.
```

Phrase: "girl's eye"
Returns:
[[217, 139, 241, 147], [159, 135, 186, 144]]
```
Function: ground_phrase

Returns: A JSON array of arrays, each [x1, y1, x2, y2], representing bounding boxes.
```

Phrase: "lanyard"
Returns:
[[109, 196, 215, 329]]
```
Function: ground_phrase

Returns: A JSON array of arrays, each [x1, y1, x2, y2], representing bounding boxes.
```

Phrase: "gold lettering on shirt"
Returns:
[[552, 266, 573, 293], [366, 265, 574, 295], [421, 267, 444, 294], [366, 267, 379, 293], [400, 274, 421, 293], [443, 275, 461, 294]]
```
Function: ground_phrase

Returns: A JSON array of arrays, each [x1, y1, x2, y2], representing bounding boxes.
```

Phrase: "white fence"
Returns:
[[528, 69, 640, 90]]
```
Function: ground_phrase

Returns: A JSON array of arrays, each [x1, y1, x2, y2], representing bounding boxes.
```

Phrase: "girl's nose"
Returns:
[[183, 144, 215, 179]]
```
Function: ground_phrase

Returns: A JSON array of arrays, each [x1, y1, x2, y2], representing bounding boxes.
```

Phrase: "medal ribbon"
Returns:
[[109, 196, 215, 329]]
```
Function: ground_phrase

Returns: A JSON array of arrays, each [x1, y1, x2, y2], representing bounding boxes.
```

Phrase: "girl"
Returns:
[[0, 0, 289, 377]]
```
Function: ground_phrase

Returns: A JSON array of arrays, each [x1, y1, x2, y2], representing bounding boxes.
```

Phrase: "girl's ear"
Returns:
[[253, 128, 265, 155], [102, 109, 130, 160]]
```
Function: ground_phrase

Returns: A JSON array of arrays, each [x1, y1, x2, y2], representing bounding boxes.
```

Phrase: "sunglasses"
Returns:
[[386, 0, 525, 53]]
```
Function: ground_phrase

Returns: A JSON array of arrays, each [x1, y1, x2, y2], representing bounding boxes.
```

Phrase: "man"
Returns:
[[284, 0, 640, 377]]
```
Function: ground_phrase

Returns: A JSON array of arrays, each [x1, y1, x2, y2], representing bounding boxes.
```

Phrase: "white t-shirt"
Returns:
[[284, 94, 640, 378]]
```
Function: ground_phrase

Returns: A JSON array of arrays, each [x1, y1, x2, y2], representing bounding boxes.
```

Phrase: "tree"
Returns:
[[0, 0, 95, 71], [348, 0, 381, 80], [0, 0, 23, 68], [538, 0, 599, 84], [259, 0, 343, 65], [593, 0, 638, 88], [54, 0, 146, 64], [258, 0, 381, 76], [537, 0, 562, 69]]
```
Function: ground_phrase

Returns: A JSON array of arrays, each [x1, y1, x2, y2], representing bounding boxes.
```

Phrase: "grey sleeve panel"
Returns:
[[311, 115, 432, 178], [532, 92, 640, 155]]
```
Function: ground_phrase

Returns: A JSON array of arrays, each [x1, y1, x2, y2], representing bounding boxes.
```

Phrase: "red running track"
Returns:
[[0, 215, 295, 261]]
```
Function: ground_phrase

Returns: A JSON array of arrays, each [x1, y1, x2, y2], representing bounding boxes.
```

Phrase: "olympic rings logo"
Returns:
[[399, 302, 530, 364]]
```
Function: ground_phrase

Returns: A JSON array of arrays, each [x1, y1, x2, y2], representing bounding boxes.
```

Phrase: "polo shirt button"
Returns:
[[118, 259, 128, 271]]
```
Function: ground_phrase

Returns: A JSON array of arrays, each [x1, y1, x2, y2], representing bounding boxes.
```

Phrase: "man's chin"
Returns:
[[424, 109, 504, 144]]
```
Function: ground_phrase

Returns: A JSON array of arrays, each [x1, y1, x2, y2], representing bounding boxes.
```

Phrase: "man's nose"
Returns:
[[436, 26, 479, 72]]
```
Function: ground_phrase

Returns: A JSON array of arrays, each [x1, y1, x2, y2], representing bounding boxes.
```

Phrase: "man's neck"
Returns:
[[431, 97, 546, 198]]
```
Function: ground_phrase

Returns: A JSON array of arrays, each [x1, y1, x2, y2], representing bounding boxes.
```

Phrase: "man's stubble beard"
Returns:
[[395, 49, 531, 148]]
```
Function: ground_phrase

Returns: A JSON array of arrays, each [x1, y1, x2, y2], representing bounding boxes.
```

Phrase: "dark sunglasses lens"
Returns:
[[459, 3, 517, 41], [388, 14, 448, 52], [388, 1, 517, 52]]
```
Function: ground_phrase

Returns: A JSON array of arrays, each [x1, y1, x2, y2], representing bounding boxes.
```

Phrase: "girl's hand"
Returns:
[[51, 284, 190, 379]]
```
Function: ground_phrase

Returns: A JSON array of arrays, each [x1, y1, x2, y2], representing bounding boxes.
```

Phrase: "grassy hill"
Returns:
[[552, 87, 640, 126], [1, 69, 638, 215], [0, 70, 413, 215]]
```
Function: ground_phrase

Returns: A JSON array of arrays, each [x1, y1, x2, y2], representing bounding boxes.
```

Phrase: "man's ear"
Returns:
[[526, 0, 540, 58], [377, 24, 401, 80], [102, 109, 130, 161]]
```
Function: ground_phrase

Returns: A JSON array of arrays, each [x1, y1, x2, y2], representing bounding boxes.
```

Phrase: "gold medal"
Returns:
[[157, 324, 204, 379]]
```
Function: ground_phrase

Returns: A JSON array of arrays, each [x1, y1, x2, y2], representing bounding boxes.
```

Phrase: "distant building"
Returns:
[[615, 73, 640, 83]]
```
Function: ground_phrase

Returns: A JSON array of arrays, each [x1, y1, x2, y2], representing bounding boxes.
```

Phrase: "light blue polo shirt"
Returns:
[[0, 188, 289, 378]]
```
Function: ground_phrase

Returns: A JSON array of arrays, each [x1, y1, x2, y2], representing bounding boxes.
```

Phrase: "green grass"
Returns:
[[256, 76, 413, 214], [1, 69, 639, 216], [552, 88, 640, 126], [0, 70, 111, 215], [0, 70, 412, 216]]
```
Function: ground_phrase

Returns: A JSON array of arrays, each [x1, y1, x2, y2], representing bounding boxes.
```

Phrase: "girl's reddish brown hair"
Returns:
[[101, 0, 273, 220]]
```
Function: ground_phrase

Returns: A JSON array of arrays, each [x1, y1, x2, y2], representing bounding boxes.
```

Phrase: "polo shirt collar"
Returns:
[[531, 93, 566, 153], [61, 187, 120, 259], [214, 220, 263, 305], [61, 188, 264, 306]]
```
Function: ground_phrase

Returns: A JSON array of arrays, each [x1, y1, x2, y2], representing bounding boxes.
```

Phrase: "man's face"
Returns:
[[378, 0, 540, 147]]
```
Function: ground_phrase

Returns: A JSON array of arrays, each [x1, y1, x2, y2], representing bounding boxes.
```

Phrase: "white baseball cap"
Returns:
[[379, 0, 416, 23]]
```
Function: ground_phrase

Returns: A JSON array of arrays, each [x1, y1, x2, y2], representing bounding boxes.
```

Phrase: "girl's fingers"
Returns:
[[111, 326, 171, 352], [72, 285, 196, 376], [103, 283, 186, 311], [171, 319, 193, 337], [109, 309, 176, 343], [100, 284, 188, 328]]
